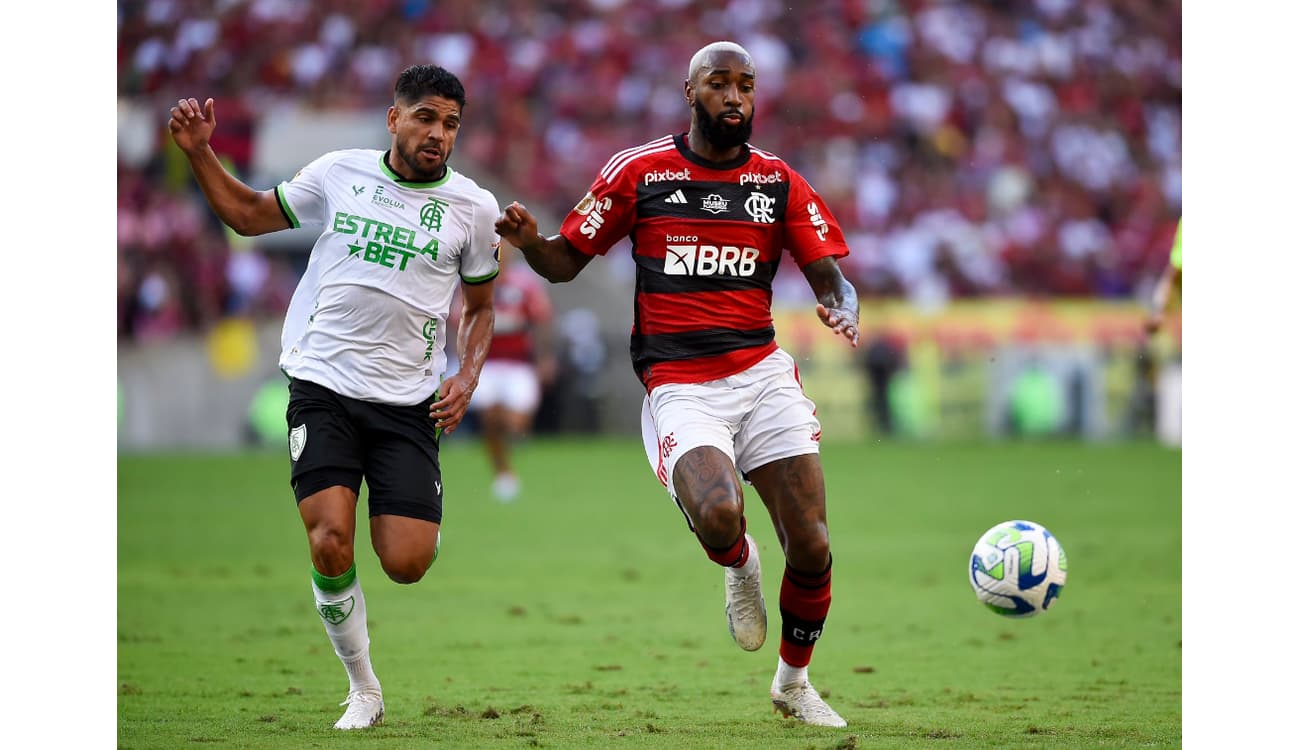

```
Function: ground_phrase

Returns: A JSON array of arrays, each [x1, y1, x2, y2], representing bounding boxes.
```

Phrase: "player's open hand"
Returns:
[[494, 202, 540, 250], [817, 303, 861, 347], [429, 372, 476, 434], [168, 97, 216, 155]]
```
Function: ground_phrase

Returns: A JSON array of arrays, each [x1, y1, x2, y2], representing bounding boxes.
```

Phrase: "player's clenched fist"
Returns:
[[168, 97, 216, 154], [494, 201, 539, 248]]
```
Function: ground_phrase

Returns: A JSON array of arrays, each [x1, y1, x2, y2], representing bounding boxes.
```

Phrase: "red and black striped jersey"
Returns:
[[559, 133, 849, 391], [486, 262, 553, 363]]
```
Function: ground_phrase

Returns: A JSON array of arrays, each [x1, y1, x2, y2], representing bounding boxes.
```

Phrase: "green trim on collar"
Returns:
[[378, 152, 454, 188]]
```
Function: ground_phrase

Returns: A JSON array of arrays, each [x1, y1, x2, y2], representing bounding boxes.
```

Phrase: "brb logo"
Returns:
[[575, 192, 614, 240], [664, 238, 759, 277]]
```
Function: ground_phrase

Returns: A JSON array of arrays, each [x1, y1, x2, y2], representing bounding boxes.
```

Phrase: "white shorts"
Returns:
[[469, 360, 541, 413], [639, 348, 821, 502]]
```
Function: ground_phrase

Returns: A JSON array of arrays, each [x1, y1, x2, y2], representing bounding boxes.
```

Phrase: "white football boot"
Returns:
[[771, 680, 847, 728], [334, 689, 384, 729], [724, 534, 767, 651]]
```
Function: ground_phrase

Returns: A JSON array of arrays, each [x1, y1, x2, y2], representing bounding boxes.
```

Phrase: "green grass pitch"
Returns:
[[119, 437, 1180, 748]]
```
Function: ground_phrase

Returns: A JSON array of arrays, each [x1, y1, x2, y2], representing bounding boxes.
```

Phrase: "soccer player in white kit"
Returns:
[[168, 65, 501, 730], [495, 42, 861, 727]]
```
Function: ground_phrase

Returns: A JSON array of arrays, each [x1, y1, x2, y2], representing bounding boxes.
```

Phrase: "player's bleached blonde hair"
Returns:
[[686, 41, 754, 82]]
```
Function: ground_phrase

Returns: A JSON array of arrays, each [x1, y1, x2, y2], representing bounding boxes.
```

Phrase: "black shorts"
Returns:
[[285, 377, 443, 523]]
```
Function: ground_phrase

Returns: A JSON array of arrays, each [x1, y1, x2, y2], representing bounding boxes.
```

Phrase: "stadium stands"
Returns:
[[117, 0, 1180, 341]]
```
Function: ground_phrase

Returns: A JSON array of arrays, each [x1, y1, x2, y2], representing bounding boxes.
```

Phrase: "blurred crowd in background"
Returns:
[[117, 0, 1180, 342]]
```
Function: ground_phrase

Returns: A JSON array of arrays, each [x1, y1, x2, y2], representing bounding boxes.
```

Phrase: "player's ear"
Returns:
[[386, 105, 399, 135], [684, 80, 694, 106]]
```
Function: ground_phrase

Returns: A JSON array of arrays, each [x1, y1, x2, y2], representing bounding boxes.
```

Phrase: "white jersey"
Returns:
[[276, 149, 500, 405]]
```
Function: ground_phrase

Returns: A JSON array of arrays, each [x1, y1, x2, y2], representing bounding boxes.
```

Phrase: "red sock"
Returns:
[[696, 517, 749, 568], [778, 558, 832, 668]]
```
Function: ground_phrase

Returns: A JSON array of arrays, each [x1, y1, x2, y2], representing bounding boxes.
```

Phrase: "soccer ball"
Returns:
[[969, 520, 1067, 617]]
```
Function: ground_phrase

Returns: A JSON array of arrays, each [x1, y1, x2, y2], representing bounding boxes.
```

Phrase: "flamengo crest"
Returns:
[[744, 192, 776, 223]]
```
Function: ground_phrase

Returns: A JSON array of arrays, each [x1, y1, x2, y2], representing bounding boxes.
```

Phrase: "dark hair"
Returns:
[[394, 64, 466, 110]]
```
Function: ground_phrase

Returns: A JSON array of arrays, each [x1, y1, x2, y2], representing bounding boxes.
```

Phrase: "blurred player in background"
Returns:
[[168, 64, 500, 730], [1145, 218, 1182, 334], [467, 244, 557, 501], [496, 41, 860, 727], [1145, 218, 1182, 444]]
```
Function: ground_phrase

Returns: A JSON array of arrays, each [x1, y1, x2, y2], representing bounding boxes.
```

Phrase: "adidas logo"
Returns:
[[664, 189, 687, 204]]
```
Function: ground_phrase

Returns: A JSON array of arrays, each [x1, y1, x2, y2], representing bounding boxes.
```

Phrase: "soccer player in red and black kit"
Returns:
[[495, 41, 860, 727]]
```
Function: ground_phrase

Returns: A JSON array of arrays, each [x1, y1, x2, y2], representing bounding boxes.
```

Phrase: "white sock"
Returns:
[[773, 656, 808, 692], [736, 535, 759, 573], [312, 566, 381, 693], [340, 648, 379, 694]]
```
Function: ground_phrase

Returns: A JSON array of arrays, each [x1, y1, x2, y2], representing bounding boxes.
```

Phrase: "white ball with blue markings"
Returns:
[[969, 520, 1068, 617]]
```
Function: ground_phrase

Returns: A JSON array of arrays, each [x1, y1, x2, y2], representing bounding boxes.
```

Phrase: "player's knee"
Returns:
[[692, 500, 745, 547], [380, 554, 432, 584], [308, 525, 354, 575], [786, 530, 831, 573]]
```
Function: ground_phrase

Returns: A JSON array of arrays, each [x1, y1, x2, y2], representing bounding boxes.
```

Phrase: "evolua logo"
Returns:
[[372, 185, 405, 209]]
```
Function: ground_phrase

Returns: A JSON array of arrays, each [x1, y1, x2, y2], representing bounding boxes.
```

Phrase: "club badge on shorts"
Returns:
[[289, 424, 307, 461]]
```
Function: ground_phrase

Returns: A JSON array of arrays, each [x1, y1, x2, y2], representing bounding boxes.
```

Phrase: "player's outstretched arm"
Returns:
[[803, 257, 861, 348], [494, 201, 592, 283], [168, 97, 289, 237]]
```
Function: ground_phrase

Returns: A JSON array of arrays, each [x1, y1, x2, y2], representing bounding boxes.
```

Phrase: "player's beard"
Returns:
[[394, 140, 449, 182], [695, 100, 753, 151]]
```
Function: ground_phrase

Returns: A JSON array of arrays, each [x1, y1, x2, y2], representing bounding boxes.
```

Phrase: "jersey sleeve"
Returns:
[[558, 171, 638, 257], [783, 169, 850, 268], [274, 152, 338, 228], [461, 190, 502, 285]]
